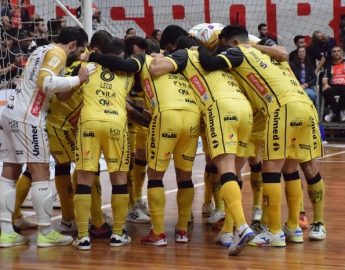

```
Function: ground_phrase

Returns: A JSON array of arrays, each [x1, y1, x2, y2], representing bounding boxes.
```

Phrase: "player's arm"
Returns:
[[149, 49, 188, 77], [198, 46, 242, 70], [55, 64, 83, 101], [37, 49, 94, 95], [251, 41, 288, 62], [126, 100, 152, 127], [83, 52, 143, 73]]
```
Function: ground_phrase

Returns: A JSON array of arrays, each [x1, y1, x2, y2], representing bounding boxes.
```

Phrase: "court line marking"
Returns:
[[47, 149, 345, 221]]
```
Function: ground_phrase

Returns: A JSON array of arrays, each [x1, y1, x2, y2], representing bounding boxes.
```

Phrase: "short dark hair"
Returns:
[[146, 38, 160, 54], [89, 30, 112, 51], [160, 25, 188, 49], [126, 28, 135, 35], [218, 25, 248, 41], [103, 37, 125, 55], [125, 36, 148, 56], [293, 35, 305, 45], [175, 35, 199, 51], [57, 27, 88, 47], [258, 23, 267, 30], [152, 29, 161, 39]]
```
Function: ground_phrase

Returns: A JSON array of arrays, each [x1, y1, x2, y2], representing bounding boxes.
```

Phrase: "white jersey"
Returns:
[[2, 44, 66, 127]]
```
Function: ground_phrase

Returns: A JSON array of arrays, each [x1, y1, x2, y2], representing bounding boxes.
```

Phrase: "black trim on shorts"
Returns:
[[55, 163, 71, 176], [135, 158, 147, 166], [23, 168, 32, 180]]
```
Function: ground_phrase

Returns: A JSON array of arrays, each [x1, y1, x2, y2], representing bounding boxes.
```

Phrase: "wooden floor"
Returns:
[[1, 144, 345, 270]]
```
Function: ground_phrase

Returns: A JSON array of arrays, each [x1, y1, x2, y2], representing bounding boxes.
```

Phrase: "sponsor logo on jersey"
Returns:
[[63, 130, 76, 151], [107, 158, 118, 163], [83, 131, 95, 137], [178, 89, 190, 95], [162, 132, 177, 139], [96, 89, 115, 97], [290, 121, 302, 127], [99, 99, 111, 106], [208, 106, 217, 139], [99, 82, 113, 90], [184, 98, 197, 104], [29, 57, 40, 81], [104, 109, 118, 115], [31, 125, 40, 156], [238, 141, 247, 148], [272, 109, 280, 151], [224, 115, 238, 121], [150, 115, 157, 148], [31, 90, 46, 117], [143, 78, 154, 100], [47, 56, 61, 69], [246, 73, 268, 96], [190, 75, 207, 96], [299, 143, 310, 150]]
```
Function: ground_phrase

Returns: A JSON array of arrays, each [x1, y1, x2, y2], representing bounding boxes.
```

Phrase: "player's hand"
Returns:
[[79, 52, 90, 62], [78, 63, 96, 83]]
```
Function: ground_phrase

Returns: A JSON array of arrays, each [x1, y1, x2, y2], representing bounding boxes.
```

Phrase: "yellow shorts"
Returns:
[[76, 120, 130, 172], [147, 110, 200, 172], [246, 112, 266, 157], [263, 102, 323, 161], [205, 98, 253, 159], [46, 123, 76, 164]]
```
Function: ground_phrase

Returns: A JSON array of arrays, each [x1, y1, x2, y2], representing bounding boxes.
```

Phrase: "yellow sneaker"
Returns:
[[0, 232, 28, 247], [37, 230, 73, 247]]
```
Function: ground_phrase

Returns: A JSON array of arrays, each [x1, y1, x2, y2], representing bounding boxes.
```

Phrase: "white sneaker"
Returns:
[[252, 206, 262, 221], [14, 217, 38, 230], [324, 111, 335, 122], [248, 230, 286, 247], [135, 199, 150, 216], [175, 229, 189, 243], [110, 229, 131, 247], [340, 110, 345, 122], [309, 222, 326, 240], [207, 209, 225, 224], [215, 232, 233, 247], [56, 219, 77, 233], [202, 202, 214, 216], [283, 224, 303, 243], [73, 236, 91, 250], [228, 224, 255, 255], [127, 208, 151, 223]]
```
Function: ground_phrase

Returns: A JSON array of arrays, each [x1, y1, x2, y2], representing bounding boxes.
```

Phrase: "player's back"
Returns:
[[139, 54, 199, 114], [230, 45, 311, 114], [79, 63, 134, 124]]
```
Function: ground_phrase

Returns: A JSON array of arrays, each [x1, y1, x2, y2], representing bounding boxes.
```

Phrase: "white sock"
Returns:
[[31, 181, 53, 227], [0, 176, 16, 233]]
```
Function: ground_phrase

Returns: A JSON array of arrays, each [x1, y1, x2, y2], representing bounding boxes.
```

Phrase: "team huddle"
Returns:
[[0, 24, 326, 256]]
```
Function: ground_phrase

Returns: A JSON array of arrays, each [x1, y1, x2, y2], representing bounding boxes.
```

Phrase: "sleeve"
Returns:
[[166, 49, 188, 72], [198, 46, 244, 70], [39, 48, 66, 76], [89, 52, 142, 73], [198, 46, 229, 71]]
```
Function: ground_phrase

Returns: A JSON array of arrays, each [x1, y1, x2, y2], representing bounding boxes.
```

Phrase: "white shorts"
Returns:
[[0, 115, 50, 163]]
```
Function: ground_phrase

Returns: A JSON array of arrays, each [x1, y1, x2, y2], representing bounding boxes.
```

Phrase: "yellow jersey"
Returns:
[[217, 45, 312, 115], [46, 60, 83, 129], [79, 63, 134, 124], [138, 54, 199, 114], [166, 49, 246, 112]]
